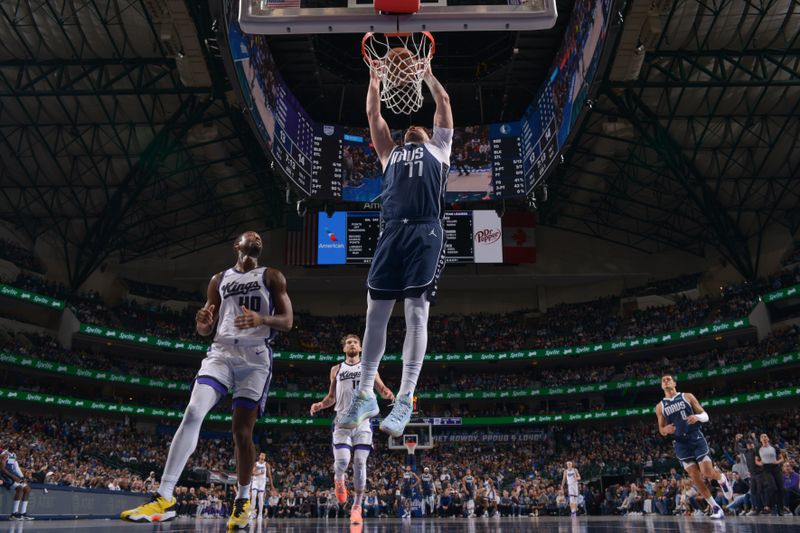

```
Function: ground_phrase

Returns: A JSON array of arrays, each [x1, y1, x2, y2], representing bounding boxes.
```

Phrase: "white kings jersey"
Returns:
[[214, 267, 275, 345], [253, 461, 267, 482], [334, 360, 362, 414], [566, 468, 579, 488]]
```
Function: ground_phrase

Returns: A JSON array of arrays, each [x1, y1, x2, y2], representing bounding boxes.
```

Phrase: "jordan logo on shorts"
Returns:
[[429, 229, 436, 237]]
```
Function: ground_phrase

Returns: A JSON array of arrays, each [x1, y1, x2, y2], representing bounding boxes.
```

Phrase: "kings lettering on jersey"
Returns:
[[338, 369, 361, 382], [220, 279, 262, 299]]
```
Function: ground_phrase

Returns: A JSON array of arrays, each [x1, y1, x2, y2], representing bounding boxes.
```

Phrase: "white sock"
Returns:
[[237, 483, 251, 500], [19, 501, 27, 514], [397, 295, 430, 398], [358, 294, 395, 395], [705, 497, 717, 510], [158, 383, 221, 501], [12, 501, 19, 514], [333, 446, 351, 481]]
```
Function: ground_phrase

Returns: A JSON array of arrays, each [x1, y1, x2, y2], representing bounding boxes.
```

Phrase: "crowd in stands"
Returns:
[[620, 273, 701, 298], [2, 267, 799, 356], [0, 239, 45, 273], [124, 279, 204, 303], [2, 410, 798, 517], [2, 326, 798, 409], [715, 268, 800, 321], [3, 325, 797, 402]]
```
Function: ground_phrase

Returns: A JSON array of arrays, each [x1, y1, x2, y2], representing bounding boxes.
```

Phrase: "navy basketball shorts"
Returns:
[[367, 219, 446, 302], [673, 431, 711, 468]]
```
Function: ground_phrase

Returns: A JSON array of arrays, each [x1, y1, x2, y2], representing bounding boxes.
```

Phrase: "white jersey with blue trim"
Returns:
[[214, 266, 275, 344], [334, 360, 362, 414], [253, 461, 267, 482], [2, 449, 22, 478], [566, 468, 579, 488]]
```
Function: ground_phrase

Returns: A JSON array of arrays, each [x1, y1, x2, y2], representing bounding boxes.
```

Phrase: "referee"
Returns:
[[756, 433, 785, 516]]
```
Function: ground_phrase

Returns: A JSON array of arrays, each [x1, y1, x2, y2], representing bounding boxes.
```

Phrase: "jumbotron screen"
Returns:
[[317, 210, 503, 265], [226, 0, 612, 202]]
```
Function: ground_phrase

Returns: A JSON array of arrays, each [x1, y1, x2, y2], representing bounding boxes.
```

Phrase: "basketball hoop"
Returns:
[[362, 31, 435, 115], [403, 435, 418, 456]]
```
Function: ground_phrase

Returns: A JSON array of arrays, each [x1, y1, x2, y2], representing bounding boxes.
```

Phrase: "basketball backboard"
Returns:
[[387, 422, 433, 450], [238, 0, 558, 35]]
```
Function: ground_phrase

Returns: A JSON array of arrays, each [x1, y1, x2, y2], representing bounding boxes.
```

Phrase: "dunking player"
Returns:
[[561, 461, 581, 517], [656, 374, 734, 519], [310, 334, 394, 525], [251, 452, 273, 520], [0, 446, 33, 520], [121, 231, 293, 529], [339, 60, 453, 438]]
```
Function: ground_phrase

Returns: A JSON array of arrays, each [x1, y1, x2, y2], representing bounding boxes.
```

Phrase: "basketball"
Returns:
[[386, 46, 415, 86]]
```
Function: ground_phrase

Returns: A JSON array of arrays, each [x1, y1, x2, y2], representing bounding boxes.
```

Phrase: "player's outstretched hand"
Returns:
[[235, 305, 263, 329], [310, 402, 323, 416], [196, 305, 215, 328]]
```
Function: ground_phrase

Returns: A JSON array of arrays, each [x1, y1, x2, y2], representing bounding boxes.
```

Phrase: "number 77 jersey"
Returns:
[[215, 266, 276, 344], [380, 128, 453, 222]]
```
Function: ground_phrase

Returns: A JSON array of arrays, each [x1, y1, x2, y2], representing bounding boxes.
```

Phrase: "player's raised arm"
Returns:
[[366, 65, 395, 168], [423, 69, 453, 129], [373, 372, 395, 402], [655, 402, 675, 437], [684, 393, 709, 424], [310, 365, 339, 415], [195, 273, 222, 336]]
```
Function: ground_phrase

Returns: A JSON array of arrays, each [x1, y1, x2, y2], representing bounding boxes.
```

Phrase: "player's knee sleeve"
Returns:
[[333, 446, 351, 478], [353, 449, 369, 490]]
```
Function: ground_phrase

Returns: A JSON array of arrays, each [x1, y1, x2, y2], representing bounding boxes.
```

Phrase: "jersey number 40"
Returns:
[[239, 295, 262, 311]]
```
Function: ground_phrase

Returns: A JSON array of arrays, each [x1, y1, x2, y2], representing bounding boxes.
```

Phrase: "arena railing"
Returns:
[[0, 282, 65, 309], [76, 316, 752, 361], [0, 384, 796, 427], [1, 349, 797, 400], [4, 280, 800, 362]]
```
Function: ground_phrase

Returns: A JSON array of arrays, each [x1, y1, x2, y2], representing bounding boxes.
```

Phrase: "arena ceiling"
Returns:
[[0, 0, 798, 288], [543, 0, 800, 280]]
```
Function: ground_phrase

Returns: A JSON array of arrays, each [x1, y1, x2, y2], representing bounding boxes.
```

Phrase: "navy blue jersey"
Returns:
[[661, 392, 701, 440], [421, 474, 434, 496], [464, 475, 475, 498], [380, 129, 452, 221]]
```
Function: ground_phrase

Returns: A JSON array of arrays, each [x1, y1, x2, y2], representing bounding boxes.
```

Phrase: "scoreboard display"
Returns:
[[228, 0, 613, 202], [317, 211, 503, 265]]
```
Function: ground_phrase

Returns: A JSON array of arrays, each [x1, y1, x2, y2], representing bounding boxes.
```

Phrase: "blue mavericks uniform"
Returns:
[[402, 472, 416, 498], [368, 128, 452, 302], [661, 392, 710, 464], [421, 474, 434, 497], [464, 475, 475, 501]]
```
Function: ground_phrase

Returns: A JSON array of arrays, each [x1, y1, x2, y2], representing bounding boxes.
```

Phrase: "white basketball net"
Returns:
[[404, 440, 418, 456], [362, 32, 435, 115]]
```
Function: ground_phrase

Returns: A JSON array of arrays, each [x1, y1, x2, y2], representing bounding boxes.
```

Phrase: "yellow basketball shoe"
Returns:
[[227, 498, 251, 530], [120, 493, 177, 522]]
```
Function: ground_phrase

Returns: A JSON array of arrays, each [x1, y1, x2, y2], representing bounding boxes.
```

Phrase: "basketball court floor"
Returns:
[[3, 516, 797, 532]]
